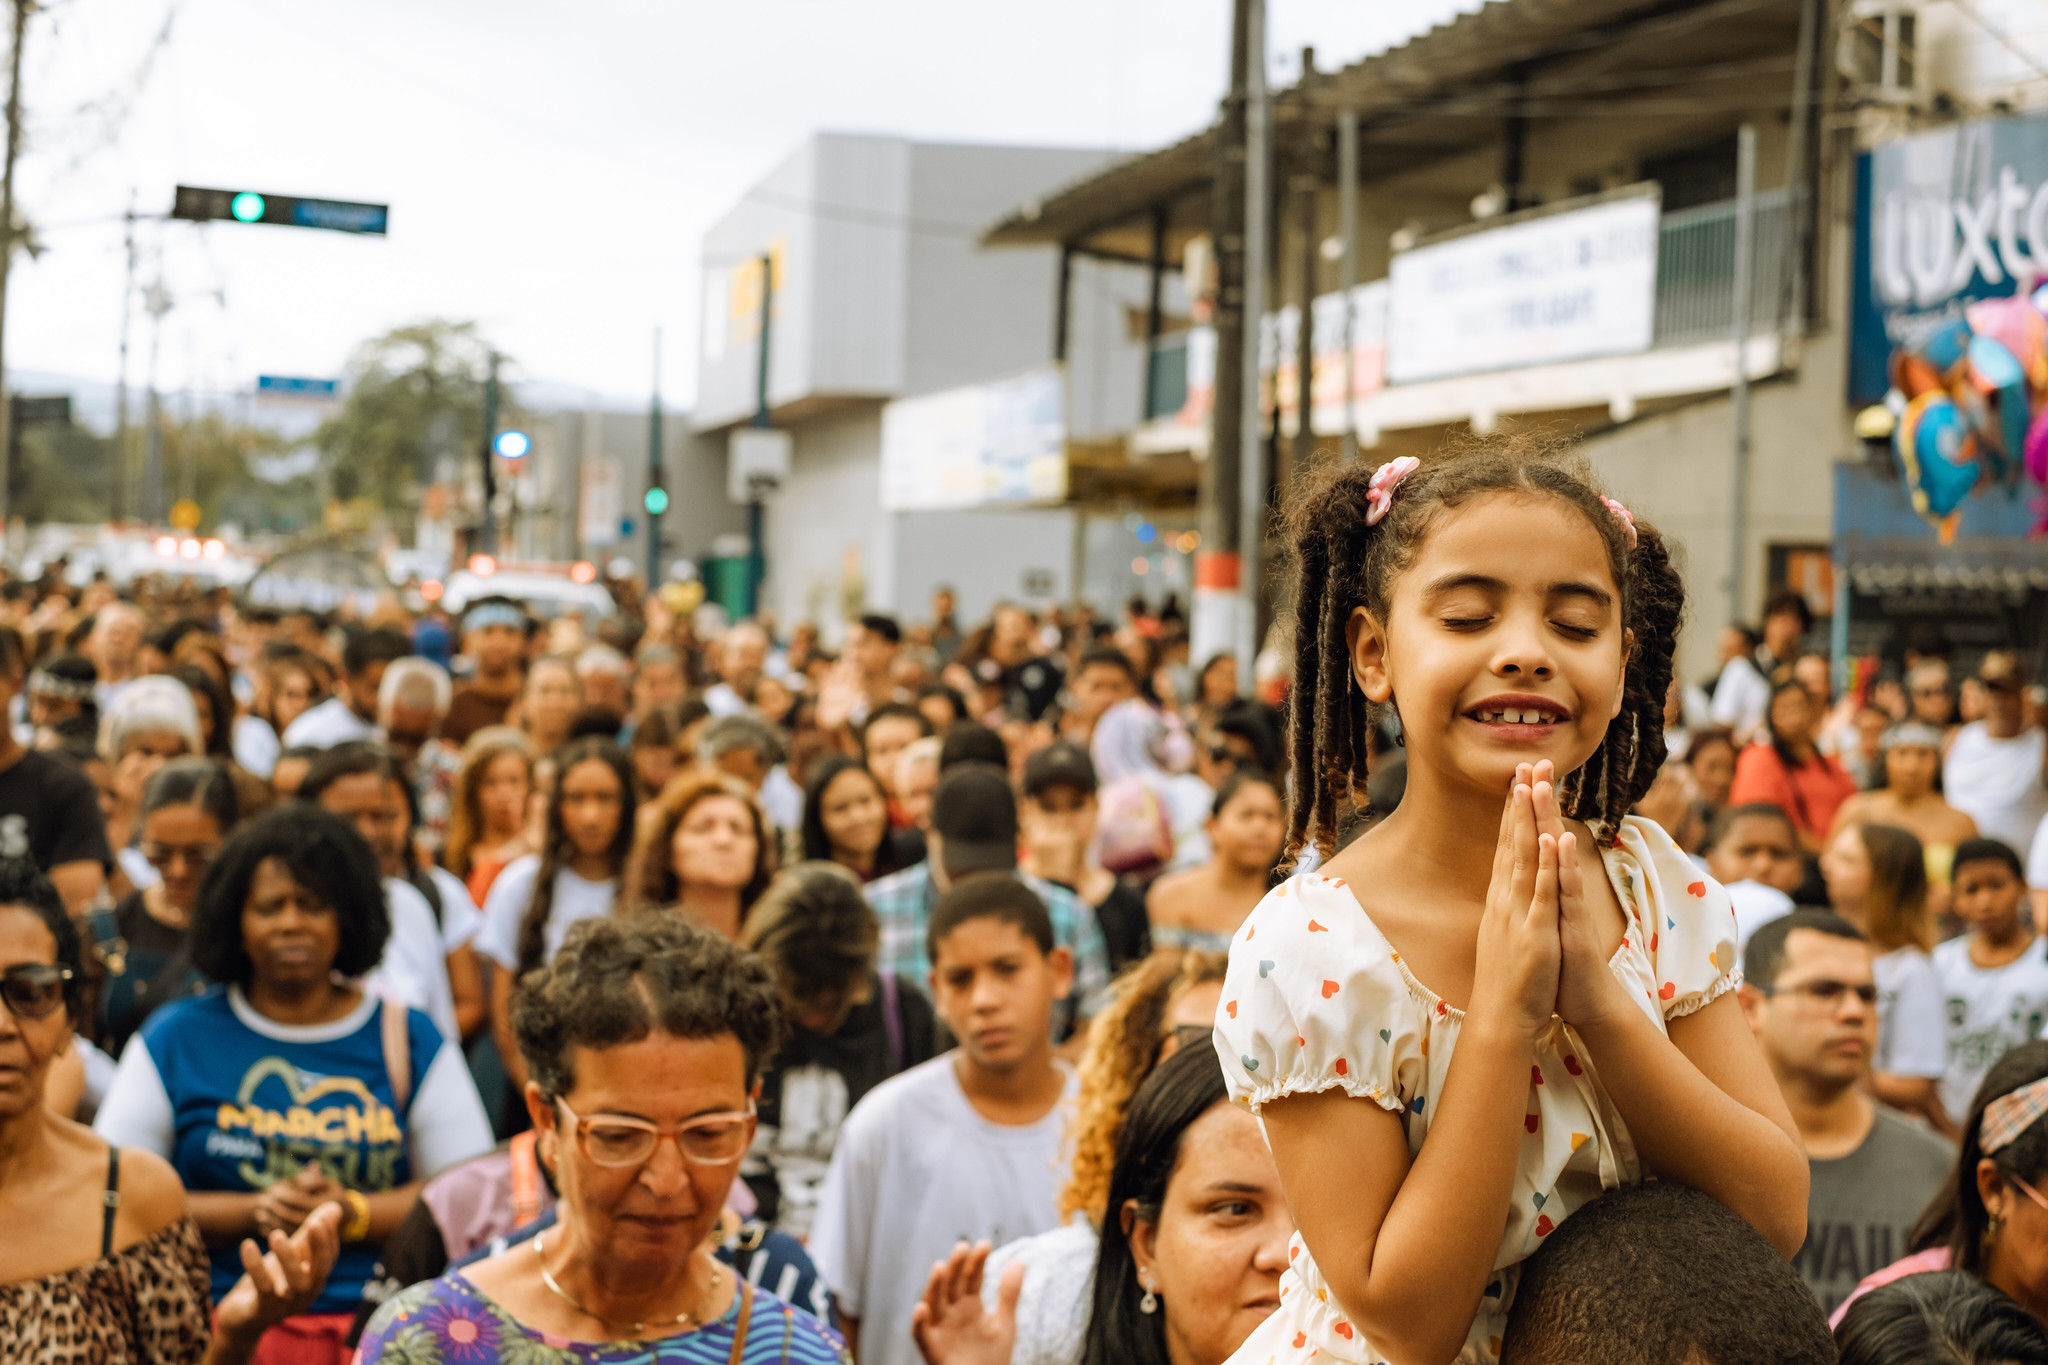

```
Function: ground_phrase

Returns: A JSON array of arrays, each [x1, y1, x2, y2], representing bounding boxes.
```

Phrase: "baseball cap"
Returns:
[[1022, 741, 1097, 798], [931, 762, 1018, 874]]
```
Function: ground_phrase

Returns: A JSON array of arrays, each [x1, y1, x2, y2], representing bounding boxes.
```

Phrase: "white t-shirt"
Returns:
[[1933, 934, 2048, 1117], [1944, 723, 2048, 853], [1729, 880, 1796, 955], [1874, 945, 1948, 1081], [232, 714, 280, 780], [2027, 812, 2048, 891], [362, 878, 458, 1043], [808, 1055, 1077, 1365], [280, 696, 377, 751], [424, 865, 483, 953], [474, 854, 619, 972], [1710, 655, 1772, 739]]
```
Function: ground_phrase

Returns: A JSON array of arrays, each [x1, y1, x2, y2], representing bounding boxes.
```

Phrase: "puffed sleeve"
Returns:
[[1213, 873, 1421, 1116], [1611, 815, 1742, 1020]]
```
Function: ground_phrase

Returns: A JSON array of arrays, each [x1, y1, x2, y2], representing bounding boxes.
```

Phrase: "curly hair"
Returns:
[[1280, 432, 1684, 860], [512, 912, 787, 1099], [741, 861, 879, 1024], [189, 804, 390, 987], [1059, 947, 1228, 1224], [623, 767, 775, 919]]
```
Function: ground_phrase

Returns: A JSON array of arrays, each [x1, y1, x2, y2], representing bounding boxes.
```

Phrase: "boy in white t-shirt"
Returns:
[[809, 875, 1077, 1365], [1933, 837, 2048, 1118]]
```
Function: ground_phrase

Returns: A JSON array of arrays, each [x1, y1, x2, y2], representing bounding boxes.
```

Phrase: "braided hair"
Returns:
[[1280, 431, 1684, 862]]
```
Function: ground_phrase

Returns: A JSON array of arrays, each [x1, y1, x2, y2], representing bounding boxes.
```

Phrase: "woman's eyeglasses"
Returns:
[[553, 1097, 754, 1168], [0, 963, 73, 1019]]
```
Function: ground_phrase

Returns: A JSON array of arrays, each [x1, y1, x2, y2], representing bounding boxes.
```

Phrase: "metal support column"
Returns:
[[1727, 124, 1758, 625], [1338, 108, 1359, 462]]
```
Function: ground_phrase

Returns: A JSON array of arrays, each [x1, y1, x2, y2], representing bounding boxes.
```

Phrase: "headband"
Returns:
[[1881, 721, 1945, 752], [462, 603, 526, 633], [27, 669, 95, 703], [1981, 1075, 2048, 1155]]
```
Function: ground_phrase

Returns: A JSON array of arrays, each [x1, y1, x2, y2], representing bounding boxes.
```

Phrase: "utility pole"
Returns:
[[0, 0, 31, 535], [1193, 0, 1252, 676], [647, 327, 663, 585], [1727, 124, 1758, 625], [1236, 0, 1269, 677], [479, 351, 500, 556], [141, 280, 168, 525], [1338, 108, 1359, 462], [112, 202, 135, 521], [747, 251, 772, 619]]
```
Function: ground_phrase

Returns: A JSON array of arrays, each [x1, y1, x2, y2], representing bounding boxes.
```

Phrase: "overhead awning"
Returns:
[[983, 0, 1807, 265], [1832, 461, 2045, 586]]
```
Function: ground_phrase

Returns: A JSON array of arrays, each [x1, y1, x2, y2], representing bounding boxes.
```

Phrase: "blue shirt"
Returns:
[[97, 986, 493, 1313]]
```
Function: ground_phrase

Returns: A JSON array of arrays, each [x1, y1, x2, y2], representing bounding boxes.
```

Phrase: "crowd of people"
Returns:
[[3, 437, 2048, 1364]]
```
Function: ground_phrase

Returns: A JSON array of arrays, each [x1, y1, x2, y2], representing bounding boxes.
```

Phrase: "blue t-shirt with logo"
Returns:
[[131, 987, 438, 1312]]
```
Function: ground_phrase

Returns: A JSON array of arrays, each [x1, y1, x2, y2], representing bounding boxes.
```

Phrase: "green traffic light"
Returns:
[[230, 192, 266, 223], [644, 487, 669, 515]]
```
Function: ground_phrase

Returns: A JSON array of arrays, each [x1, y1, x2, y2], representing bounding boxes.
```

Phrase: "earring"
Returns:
[[1138, 1271, 1158, 1315], [1987, 1210, 2004, 1248]]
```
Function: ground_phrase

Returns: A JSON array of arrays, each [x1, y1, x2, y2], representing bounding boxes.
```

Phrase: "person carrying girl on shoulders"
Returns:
[[1213, 438, 1807, 1365]]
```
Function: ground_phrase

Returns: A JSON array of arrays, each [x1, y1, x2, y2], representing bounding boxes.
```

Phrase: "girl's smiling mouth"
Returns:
[[1463, 694, 1572, 729]]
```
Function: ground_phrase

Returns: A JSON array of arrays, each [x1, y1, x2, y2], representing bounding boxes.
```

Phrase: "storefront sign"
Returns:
[[879, 366, 1065, 511], [1851, 113, 2048, 402], [1387, 191, 1659, 384]]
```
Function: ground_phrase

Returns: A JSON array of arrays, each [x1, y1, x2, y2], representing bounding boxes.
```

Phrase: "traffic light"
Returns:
[[492, 430, 530, 460], [644, 487, 669, 515], [171, 185, 389, 235]]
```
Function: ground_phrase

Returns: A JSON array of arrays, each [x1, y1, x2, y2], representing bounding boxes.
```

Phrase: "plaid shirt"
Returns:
[[865, 863, 1111, 1035]]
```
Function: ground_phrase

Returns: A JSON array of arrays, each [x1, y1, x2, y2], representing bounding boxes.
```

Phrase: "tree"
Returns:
[[158, 414, 306, 534], [314, 319, 521, 524]]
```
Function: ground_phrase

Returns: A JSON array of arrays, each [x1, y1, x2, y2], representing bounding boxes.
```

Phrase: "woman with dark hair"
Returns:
[[740, 862, 936, 1234], [355, 914, 845, 1364], [1144, 770, 1287, 953], [1835, 1042, 2048, 1328], [624, 768, 776, 937], [1824, 821, 1952, 1134], [0, 854, 343, 1364], [801, 753, 916, 884], [1684, 727, 1738, 820], [85, 757, 236, 1058], [477, 738, 636, 1094], [911, 1043, 1291, 1365], [1729, 679, 1860, 853], [1835, 1270, 2048, 1365], [95, 805, 493, 1362]]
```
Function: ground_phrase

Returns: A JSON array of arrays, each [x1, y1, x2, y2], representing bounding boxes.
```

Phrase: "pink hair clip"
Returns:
[[1601, 497, 1638, 550], [1364, 457, 1421, 527]]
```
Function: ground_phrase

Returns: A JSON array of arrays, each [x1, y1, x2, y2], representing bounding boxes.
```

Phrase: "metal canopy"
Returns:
[[983, 0, 1804, 264]]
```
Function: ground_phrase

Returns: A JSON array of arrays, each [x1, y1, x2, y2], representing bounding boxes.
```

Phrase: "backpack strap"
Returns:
[[726, 1279, 755, 1365], [380, 998, 412, 1113], [879, 972, 903, 1071]]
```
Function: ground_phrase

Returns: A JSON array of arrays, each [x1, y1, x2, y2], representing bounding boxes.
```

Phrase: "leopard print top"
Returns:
[[0, 1215, 212, 1364]]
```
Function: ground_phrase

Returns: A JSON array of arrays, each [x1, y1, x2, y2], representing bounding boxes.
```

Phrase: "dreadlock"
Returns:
[[1279, 430, 1684, 862]]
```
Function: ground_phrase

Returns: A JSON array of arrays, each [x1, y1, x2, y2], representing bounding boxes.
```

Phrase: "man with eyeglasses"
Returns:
[[1740, 910, 1954, 1312]]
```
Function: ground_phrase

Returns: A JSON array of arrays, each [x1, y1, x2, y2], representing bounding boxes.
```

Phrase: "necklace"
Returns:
[[534, 1233, 724, 1337]]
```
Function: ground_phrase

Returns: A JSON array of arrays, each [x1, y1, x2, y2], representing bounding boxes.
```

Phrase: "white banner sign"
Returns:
[[1388, 193, 1659, 384], [880, 367, 1065, 511], [578, 459, 620, 547]]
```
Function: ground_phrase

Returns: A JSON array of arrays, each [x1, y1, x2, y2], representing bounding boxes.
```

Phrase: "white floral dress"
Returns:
[[1214, 816, 1740, 1365]]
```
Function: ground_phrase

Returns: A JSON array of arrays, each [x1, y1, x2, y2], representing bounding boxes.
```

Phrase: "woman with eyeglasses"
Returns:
[[85, 758, 236, 1060], [95, 804, 494, 1364], [0, 854, 343, 1364], [356, 914, 847, 1363]]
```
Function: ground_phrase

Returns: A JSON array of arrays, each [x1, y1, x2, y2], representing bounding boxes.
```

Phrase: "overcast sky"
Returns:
[[5, 0, 1477, 414]]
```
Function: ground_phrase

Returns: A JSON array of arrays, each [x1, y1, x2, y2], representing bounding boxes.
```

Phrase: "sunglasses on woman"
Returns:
[[553, 1097, 754, 1168], [1, 963, 73, 1019]]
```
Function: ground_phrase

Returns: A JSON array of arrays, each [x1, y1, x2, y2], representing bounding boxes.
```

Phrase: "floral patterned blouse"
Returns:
[[353, 1271, 848, 1364], [1213, 816, 1742, 1365]]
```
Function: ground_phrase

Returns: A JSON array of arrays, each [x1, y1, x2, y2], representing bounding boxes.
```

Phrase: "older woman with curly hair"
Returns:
[[623, 770, 775, 939], [967, 948, 1228, 1365], [355, 915, 846, 1363]]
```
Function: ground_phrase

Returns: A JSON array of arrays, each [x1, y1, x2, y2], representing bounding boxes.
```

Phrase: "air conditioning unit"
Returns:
[[1838, 0, 1919, 105]]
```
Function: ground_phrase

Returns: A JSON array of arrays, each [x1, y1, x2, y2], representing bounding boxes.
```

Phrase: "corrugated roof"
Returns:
[[984, 0, 1802, 257]]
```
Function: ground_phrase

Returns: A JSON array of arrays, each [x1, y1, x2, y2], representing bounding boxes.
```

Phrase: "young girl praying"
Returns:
[[1214, 441, 1806, 1365]]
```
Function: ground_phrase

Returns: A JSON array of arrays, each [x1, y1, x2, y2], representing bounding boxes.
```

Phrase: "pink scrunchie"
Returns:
[[1364, 456, 1421, 527]]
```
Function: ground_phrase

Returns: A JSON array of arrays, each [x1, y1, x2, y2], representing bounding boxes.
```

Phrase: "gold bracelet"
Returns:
[[340, 1189, 372, 1243]]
